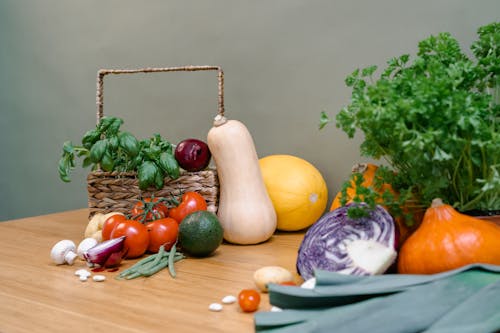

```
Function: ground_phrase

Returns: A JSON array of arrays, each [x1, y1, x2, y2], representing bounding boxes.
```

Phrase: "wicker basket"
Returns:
[[87, 66, 223, 217]]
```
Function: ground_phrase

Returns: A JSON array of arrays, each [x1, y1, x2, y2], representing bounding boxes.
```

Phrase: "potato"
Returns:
[[84, 213, 104, 238], [253, 266, 294, 292], [84, 212, 124, 240], [91, 230, 103, 243]]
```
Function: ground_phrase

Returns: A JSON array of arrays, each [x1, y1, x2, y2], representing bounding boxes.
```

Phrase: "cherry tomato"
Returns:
[[131, 197, 169, 222], [169, 192, 207, 224], [102, 213, 127, 241], [146, 218, 179, 253], [110, 219, 149, 258], [238, 289, 261, 313]]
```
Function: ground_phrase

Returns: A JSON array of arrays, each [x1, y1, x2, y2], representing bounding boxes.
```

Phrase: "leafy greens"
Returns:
[[322, 22, 500, 214]]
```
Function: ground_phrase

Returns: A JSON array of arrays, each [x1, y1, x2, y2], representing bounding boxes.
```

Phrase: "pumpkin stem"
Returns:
[[351, 163, 368, 174], [431, 198, 444, 208]]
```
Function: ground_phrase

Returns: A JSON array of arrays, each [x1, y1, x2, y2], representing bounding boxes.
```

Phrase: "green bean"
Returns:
[[118, 254, 158, 277], [142, 260, 170, 277], [116, 246, 185, 280], [138, 245, 165, 274], [168, 244, 177, 278], [124, 271, 143, 280]]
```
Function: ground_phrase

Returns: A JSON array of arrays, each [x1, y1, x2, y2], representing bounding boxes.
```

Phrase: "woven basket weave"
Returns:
[[87, 66, 223, 217]]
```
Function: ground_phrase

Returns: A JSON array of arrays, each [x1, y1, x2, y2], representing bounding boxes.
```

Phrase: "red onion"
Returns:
[[83, 236, 126, 268], [174, 138, 211, 172], [296, 203, 397, 280]]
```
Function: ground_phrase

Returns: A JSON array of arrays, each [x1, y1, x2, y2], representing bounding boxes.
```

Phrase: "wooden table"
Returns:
[[0, 209, 305, 333]]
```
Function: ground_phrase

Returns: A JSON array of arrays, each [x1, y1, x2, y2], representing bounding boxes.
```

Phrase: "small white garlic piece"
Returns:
[[74, 269, 91, 277], [221, 295, 237, 304], [92, 275, 106, 282], [208, 303, 223, 312]]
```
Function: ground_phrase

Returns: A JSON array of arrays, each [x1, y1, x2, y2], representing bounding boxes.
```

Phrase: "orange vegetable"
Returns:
[[397, 198, 500, 274], [329, 163, 417, 245], [329, 163, 391, 211]]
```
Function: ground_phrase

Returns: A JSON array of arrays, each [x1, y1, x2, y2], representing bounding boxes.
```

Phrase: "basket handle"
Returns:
[[95, 65, 224, 124]]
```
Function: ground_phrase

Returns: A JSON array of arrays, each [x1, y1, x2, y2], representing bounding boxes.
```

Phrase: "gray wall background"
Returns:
[[1, 1, 499, 221]]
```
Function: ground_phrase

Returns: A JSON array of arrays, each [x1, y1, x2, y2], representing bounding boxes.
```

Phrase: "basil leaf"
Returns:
[[119, 132, 139, 157], [82, 130, 100, 149], [58, 157, 71, 182], [107, 136, 119, 151], [144, 146, 161, 160], [62, 141, 74, 155], [97, 116, 114, 132], [82, 156, 93, 168], [138, 161, 158, 189], [127, 153, 143, 171], [89, 139, 108, 163], [100, 152, 115, 171], [158, 152, 180, 179], [106, 117, 124, 136], [154, 169, 165, 189]]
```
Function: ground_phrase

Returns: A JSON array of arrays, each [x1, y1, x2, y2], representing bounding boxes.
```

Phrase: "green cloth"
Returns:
[[254, 264, 500, 333]]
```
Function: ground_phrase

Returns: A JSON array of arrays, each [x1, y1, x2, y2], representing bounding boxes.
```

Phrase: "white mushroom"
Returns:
[[50, 240, 77, 265]]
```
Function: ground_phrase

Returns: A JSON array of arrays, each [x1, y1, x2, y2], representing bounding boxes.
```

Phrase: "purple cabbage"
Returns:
[[296, 203, 397, 280]]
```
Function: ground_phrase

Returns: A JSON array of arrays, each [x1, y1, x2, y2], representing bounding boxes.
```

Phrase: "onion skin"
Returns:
[[83, 236, 126, 268], [296, 204, 396, 280]]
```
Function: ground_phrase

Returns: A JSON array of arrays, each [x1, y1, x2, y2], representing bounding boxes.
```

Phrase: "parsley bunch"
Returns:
[[321, 22, 499, 215]]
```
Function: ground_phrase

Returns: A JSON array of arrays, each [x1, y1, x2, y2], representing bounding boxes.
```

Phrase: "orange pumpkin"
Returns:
[[397, 198, 500, 274], [329, 163, 390, 211]]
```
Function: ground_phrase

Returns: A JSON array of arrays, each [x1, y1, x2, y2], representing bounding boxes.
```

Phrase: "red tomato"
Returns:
[[110, 219, 149, 258], [131, 197, 169, 222], [238, 289, 261, 313], [169, 192, 207, 224], [146, 218, 179, 253], [102, 213, 127, 241]]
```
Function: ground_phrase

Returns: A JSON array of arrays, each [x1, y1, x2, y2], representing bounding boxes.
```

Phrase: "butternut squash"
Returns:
[[207, 114, 277, 244]]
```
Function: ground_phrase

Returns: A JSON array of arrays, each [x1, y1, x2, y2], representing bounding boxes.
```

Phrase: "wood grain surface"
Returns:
[[0, 209, 305, 333]]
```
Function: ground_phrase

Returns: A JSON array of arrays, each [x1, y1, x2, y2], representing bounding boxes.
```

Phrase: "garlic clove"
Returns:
[[221, 295, 237, 304], [208, 303, 223, 312], [93, 275, 106, 282]]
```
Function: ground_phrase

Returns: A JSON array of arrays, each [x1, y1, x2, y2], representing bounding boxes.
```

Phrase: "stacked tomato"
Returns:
[[101, 192, 207, 258]]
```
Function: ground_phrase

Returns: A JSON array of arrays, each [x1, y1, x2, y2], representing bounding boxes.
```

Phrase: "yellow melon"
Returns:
[[259, 155, 328, 231]]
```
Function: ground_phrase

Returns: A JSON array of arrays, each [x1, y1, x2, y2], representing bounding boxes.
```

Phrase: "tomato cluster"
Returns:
[[102, 192, 207, 259]]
